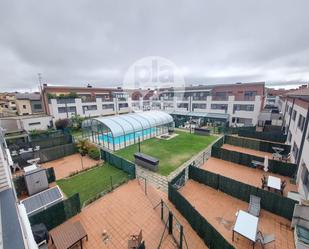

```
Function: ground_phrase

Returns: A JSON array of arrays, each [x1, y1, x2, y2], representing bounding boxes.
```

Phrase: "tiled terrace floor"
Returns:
[[180, 180, 295, 249], [202, 157, 298, 196], [49, 180, 207, 249], [222, 144, 275, 159], [42, 154, 100, 179]]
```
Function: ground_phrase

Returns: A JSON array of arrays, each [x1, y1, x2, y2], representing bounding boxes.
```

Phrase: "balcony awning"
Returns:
[[167, 110, 229, 121]]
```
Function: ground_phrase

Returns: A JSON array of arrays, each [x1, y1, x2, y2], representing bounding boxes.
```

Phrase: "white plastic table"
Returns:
[[267, 176, 281, 190], [233, 210, 259, 247], [27, 158, 40, 165], [24, 164, 38, 173]]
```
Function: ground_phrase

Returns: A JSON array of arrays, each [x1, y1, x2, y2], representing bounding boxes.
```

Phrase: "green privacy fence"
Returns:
[[238, 130, 287, 143], [101, 149, 136, 179], [29, 193, 81, 231], [137, 241, 145, 249], [212, 136, 225, 148], [13, 167, 56, 197], [31, 134, 73, 149], [211, 146, 297, 177], [218, 126, 256, 134], [30, 130, 66, 140], [224, 135, 290, 154], [189, 166, 297, 220], [12, 143, 76, 166], [168, 182, 235, 249]]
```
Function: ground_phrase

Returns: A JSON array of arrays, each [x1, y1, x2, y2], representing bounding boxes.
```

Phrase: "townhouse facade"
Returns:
[[42, 85, 130, 119], [44, 82, 265, 126], [280, 87, 309, 201]]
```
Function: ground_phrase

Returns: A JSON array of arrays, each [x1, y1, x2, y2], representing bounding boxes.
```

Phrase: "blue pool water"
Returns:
[[98, 127, 156, 145]]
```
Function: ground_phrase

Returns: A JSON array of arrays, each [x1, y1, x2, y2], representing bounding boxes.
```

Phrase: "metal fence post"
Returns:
[[179, 225, 183, 249], [144, 178, 147, 195], [168, 211, 173, 234], [110, 176, 113, 190], [160, 200, 163, 221]]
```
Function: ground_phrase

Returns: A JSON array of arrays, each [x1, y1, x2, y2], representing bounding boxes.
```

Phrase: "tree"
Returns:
[[70, 114, 85, 130]]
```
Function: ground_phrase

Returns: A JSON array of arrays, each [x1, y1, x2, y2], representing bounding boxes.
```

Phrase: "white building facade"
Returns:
[[280, 88, 309, 201]]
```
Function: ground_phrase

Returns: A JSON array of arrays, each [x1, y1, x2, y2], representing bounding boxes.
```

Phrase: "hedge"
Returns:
[[189, 166, 297, 220]]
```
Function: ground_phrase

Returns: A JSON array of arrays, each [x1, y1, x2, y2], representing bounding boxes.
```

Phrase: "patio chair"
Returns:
[[256, 230, 275, 249], [11, 163, 22, 173], [282, 153, 291, 162], [261, 175, 267, 190], [248, 195, 261, 217], [128, 230, 142, 249], [280, 180, 287, 195]]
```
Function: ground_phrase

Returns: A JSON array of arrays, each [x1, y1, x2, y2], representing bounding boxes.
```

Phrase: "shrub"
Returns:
[[55, 118, 70, 130], [76, 139, 90, 155], [88, 147, 100, 160]]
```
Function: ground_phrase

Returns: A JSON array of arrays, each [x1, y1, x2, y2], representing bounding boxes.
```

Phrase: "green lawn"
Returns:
[[115, 131, 217, 176], [57, 164, 128, 205]]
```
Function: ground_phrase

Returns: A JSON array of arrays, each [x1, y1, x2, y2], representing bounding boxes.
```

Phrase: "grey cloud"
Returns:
[[0, 0, 308, 91]]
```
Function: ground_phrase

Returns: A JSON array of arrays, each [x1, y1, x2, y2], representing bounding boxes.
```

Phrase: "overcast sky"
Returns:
[[0, 0, 309, 92]]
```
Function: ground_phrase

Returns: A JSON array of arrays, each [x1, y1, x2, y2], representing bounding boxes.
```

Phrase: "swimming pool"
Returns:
[[98, 127, 156, 145]]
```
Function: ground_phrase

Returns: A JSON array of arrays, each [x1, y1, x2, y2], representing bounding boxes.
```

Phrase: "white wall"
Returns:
[[282, 98, 309, 200], [21, 116, 52, 131]]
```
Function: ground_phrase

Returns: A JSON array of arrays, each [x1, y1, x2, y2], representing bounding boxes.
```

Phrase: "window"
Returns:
[[33, 104, 42, 110], [287, 131, 292, 143], [292, 142, 299, 160], [22, 105, 26, 109], [211, 104, 228, 110], [292, 110, 297, 121], [244, 91, 257, 100], [233, 104, 254, 112], [298, 114, 305, 131], [29, 122, 41, 126], [301, 166, 309, 194], [119, 103, 128, 108], [58, 107, 76, 113], [192, 103, 206, 109], [102, 104, 114, 110]]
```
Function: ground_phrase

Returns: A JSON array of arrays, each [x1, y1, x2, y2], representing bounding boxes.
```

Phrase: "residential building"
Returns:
[[0, 93, 18, 117], [43, 82, 265, 126], [42, 84, 130, 119], [129, 82, 265, 126], [15, 93, 44, 115], [280, 86, 309, 201], [0, 127, 38, 249], [0, 115, 53, 132]]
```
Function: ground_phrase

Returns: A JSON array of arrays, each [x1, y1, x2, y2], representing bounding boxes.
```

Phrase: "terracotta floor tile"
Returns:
[[222, 144, 276, 159], [202, 157, 298, 196], [180, 180, 295, 249], [42, 153, 100, 179], [49, 180, 207, 249]]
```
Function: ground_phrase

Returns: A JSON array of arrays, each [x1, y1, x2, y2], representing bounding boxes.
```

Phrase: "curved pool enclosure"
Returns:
[[82, 111, 174, 151]]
